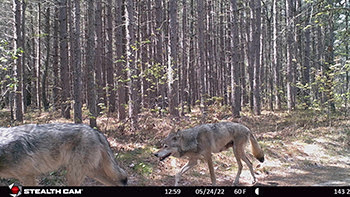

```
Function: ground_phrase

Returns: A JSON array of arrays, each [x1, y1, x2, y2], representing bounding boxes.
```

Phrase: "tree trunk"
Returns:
[[73, 0, 82, 123], [169, 0, 179, 116], [42, 7, 50, 111], [286, 0, 295, 111], [13, 0, 23, 122], [272, 0, 281, 110], [246, 0, 254, 111], [303, 5, 311, 109], [181, 0, 188, 115], [86, 0, 97, 127], [253, 0, 261, 115], [21, 0, 27, 113], [95, 1, 103, 114], [126, 0, 138, 130], [36, 3, 41, 111], [106, 0, 115, 113], [115, 0, 126, 120], [197, 0, 207, 120], [52, 6, 59, 111], [59, 0, 71, 119], [154, 0, 165, 113], [230, 0, 241, 118]]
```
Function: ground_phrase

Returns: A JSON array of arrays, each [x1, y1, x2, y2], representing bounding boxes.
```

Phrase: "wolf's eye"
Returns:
[[163, 144, 168, 148]]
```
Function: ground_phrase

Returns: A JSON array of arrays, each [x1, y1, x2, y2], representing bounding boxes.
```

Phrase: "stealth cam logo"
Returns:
[[9, 183, 22, 197]]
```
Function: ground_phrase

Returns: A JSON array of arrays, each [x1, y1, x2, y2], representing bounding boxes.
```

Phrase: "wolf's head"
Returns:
[[154, 132, 182, 161]]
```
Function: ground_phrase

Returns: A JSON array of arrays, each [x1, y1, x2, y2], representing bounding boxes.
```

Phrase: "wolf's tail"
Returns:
[[249, 133, 264, 162]]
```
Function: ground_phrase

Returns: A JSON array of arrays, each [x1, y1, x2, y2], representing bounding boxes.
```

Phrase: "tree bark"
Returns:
[[286, 0, 295, 111], [197, 0, 207, 119], [73, 0, 82, 123], [59, 0, 71, 119], [253, 0, 261, 115], [13, 0, 23, 122], [106, 0, 115, 113], [52, 6, 59, 111], [86, 0, 97, 127], [272, 0, 281, 110], [115, 0, 126, 120], [42, 7, 50, 111], [126, 0, 138, 130], [169, 0, 179, 116], [230, 0, 241, 118]]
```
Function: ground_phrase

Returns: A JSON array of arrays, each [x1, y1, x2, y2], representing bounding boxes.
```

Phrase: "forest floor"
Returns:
[[0, 106, 350, 186]]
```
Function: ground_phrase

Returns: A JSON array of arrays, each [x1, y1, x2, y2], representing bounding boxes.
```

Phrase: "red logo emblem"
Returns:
[[9, 183, 22, 197]]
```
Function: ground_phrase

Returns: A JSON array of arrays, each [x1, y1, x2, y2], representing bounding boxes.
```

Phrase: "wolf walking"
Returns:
[[0, 123, 127, 186], [154, 122, 264, 186]]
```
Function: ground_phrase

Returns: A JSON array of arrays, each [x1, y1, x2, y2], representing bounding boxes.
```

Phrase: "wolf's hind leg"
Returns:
[[232, 146, 243, 185], [241, 154, 256, 184], [205, 155, 216, 186], [175, 158, 197, 186]]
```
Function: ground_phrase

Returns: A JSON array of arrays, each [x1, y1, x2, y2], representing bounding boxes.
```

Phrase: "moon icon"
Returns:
[[255, 188, 259, 195]]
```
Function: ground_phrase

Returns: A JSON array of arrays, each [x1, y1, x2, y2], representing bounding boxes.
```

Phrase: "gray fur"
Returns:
[[0, 123, 127, 186], [154, 122, 264, 186]]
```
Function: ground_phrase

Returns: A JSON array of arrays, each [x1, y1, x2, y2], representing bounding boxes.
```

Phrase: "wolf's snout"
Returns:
[[154, 152, 159, 157]]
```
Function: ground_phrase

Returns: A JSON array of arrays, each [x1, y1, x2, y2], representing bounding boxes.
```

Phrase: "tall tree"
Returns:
[[272, 0, 281, 110], [106, 0, 115, 113], [231, 0, 241, 118], [154, 0, 166, 112], [86, 0, 97, 127], [303, 4, 311, 109], [115, 0, 126, 120], [126, 0, 138, 130], [52, 6, 59, 111], [36, 3, 41, 111], [95, 0, 103, 113], [42, 7, 50, 111], [13, 0, 23, 122], [286, 0, 295, 111], [59, 0, 71, 119], [169, 0, 179, 116], [72, 0, 82, 123], [253, 0, 261, 115], [197, 0, 207, 119]]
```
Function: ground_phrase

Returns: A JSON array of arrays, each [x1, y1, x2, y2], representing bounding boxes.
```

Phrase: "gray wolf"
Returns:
[[154, 122, 264, 186], [0, 123, 127, 186]]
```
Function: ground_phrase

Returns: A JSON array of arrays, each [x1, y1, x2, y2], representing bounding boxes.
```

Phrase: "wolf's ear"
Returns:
[[179, 131, 198, 152]]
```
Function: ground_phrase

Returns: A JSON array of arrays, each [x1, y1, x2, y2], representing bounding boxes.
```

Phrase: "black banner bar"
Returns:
[[2, 186, 350, 197]]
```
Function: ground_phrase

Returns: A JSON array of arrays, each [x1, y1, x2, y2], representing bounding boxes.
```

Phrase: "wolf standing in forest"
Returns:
[[154, 122, 264, 186], [0, 123, 127, 186]]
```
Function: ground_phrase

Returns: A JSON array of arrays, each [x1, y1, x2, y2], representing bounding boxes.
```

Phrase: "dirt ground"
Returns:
[[0, 109, 349, 186], [103, 109, 350, 187]]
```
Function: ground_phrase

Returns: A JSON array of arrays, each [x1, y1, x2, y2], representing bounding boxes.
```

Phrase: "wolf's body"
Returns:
[[0, 123, 127, 186], [154, 122, 264, 186]]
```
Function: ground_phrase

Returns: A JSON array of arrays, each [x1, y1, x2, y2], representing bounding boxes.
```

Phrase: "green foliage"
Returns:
[[0, 39, 22, 90], [134, 162, 153, 176]]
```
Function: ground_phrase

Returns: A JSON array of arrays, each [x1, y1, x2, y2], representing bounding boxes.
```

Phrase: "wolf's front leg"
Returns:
[[175, 158, 198, 186]]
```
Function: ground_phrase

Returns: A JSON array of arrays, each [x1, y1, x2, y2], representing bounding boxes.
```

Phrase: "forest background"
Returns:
[[0, 0, 349, 186]]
